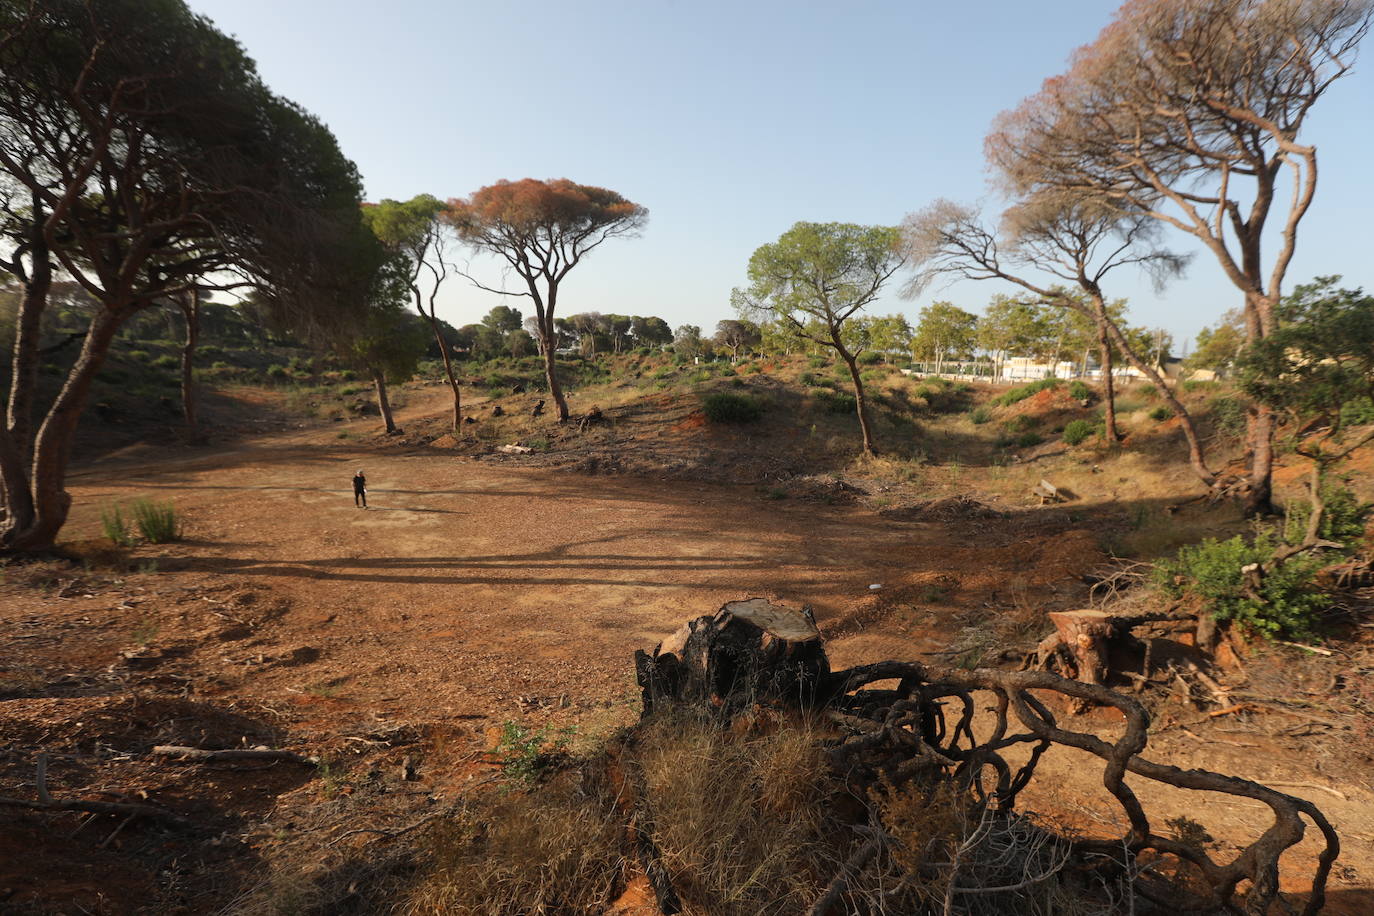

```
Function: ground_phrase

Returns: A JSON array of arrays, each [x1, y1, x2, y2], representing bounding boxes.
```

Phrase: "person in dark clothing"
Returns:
[[353, 469, 367, 508]]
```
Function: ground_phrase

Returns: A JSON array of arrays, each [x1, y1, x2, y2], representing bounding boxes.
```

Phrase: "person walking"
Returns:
[[353, 469, 367, 508]]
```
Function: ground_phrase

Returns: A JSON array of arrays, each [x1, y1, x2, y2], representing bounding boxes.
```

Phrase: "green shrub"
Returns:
[[1340, 395, 1374, 427], [813, 388, 856, 414], [1208, 395, 1247, 437], [807, 355, 828, 368], [130, 499, 180, 544], [968, 406, 992, 425], [128, 349, 151, 363], [1154, 531, 1327, 638], [1137, 384, 1158, 398], [856, 351, 882, 365], [152, 354, 179, 370], [992, 378, 1062, 407], [1284, 483, 1370, 546], [494, 721, 575, 784], [267, 365, 289, 380], [1062, 419, 1100, 446], [101, 504, 133, 547], [1004, 414, 1037, 433], [859, 369, 883, 385], [1068, 380, 1092, 401], [1015, 431, 1044, 448], [1148, 405, 1173, 421], [1181, 379, 1219, 394], [701, 392, 765, 423], [799, 371, 818, 387]]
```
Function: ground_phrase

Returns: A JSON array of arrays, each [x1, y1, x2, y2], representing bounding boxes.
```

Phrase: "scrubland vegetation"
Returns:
[[3, 0, 1374, 914]]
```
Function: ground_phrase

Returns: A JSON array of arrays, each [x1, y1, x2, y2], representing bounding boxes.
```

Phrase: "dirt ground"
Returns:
[[2, 385, 1371, 913]]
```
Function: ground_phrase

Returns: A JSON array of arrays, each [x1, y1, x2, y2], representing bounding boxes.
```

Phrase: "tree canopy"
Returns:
[[0, 0, 362, 550], [743, 221, 905, 454], [446, 179, 648, 420]]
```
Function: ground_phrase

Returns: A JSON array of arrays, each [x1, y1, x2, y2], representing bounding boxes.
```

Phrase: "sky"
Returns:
[[187, 0, 1374, 352]]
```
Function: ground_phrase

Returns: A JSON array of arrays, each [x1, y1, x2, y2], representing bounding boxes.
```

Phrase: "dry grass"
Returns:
[[634, 715, 849, 915], [400, 769, 626, 915], [391, 710, 1132, 915]]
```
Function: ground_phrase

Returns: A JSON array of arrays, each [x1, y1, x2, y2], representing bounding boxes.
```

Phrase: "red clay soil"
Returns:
[[1, 385, 1371, 913]]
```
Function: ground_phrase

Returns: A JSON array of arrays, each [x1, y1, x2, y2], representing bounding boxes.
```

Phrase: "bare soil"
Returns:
[[2, 384, 1371, 914]]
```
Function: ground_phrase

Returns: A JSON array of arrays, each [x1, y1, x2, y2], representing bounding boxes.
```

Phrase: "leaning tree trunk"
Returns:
[[178, 289, 201, 441], [7, 203, 52, 466], [371, 367, 397, 434], [1093, 293, 1212, 487], [427, 315, 462, 430], [2, 307, 126, 552], [635, 598, 829, 714]]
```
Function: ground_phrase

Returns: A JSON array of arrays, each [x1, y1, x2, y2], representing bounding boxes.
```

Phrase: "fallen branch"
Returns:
[[151, 745, 319, 765], [0, 752, 191, 827], [0, 795, 190, 827], [1278, 641, 1334, 657]]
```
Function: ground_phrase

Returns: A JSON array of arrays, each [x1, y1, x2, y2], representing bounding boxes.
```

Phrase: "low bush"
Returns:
[[152, 354, 179, 370], [1284, 483, 1370, 546], [968, 406, 992, 425], [101, 504, 133, 547], [1062, 419, 1100, 446], [130, 499, 180, 544], [701, 391, 766, 423], [1154, 531, 1327, 638], [992, 378, 1062, 407], [1181, 379, 1219, 393], [856, 351, 882, 365], [1148, 405, 1173, 421], [1340, 395, 1374, 427], [1208, 395, 1248, 437], [1137, 383, 1158, 398], [812, 388, 856, 414], [1015, 431, 1044, 448], [267, 365, 290, 380], [1004, 414, 1037, 433], [1068, 380, 1092, 401]]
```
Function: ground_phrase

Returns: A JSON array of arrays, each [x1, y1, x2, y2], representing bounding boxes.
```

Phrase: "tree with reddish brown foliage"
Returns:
[[985, 0, 1373, 515], [445, 179, 648, 423]]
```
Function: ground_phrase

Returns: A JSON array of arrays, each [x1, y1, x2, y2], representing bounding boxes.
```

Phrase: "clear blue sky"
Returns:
[[189, 0, 1373, 351]]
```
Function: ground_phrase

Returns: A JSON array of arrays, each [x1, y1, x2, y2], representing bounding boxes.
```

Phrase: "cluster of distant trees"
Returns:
[[2, 0, 1370, 551], [687, 298, 1169, 375]]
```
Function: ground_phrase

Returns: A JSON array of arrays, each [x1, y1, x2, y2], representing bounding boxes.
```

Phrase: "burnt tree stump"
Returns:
[[635, 598, 829, 714]]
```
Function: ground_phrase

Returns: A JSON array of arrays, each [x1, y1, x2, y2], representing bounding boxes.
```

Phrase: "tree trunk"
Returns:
[[178, 289, 201, 441], [635, 598, 829, 714], [423, 313, 462, 430], [1, 307, 126, 552], [7, 204, 51, 464], [539, 311, 570, 422], [1097, 324, 1119, 442], [1095, 296, 1213, 486], [371, 367, 397, 433], [1245, 403, 1277, 517], [839, 346, 876, 456]]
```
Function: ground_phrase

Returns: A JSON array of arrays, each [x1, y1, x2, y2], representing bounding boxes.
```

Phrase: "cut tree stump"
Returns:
[[1047, 610, 1116, 687], [635, 598, 829, 714]]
